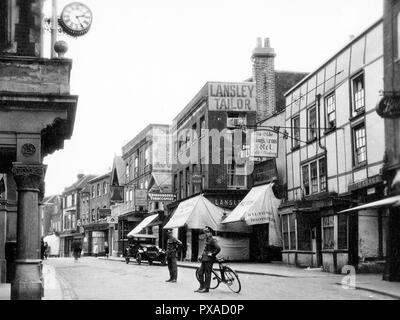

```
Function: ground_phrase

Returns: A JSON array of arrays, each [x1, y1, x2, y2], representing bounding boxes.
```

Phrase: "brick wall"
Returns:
[[252, 38, 276, 122]]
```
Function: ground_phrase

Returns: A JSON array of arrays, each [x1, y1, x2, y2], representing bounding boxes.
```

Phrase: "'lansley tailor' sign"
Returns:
[[208, 82, 256, 112], [250, 130, 278, 158]]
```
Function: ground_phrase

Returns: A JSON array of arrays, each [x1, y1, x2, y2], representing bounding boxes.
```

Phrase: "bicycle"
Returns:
[[195, 257, 241, 293]]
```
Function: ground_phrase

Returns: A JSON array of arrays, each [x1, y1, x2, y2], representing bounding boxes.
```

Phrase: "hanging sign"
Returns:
[[250, 130, 278, 158]]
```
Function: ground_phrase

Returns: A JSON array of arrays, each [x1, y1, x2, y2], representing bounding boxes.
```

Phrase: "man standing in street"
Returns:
[[195, 226, 221, 293], [165, 229, 182, 283]]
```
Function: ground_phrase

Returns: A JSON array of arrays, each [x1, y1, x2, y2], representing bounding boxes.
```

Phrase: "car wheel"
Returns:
[[148, 259, 153, 265], [136, 253, 142, 265], [125, 258, 130, 264]]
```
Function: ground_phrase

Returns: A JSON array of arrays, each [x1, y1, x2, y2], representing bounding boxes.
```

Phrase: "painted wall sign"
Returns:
[[348, 175, 382, 192], [208, 82, 256, 111], [250, 130, 278, 158]]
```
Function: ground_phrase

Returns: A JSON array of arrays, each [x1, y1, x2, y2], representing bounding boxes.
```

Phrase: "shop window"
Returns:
[[325, 93, 336, 129], [289, 214, 296, 250], [297, 218, 312, 251], [353, 123, 367, 166], [338, 214, 348, 250], [282, 215, 289, 250], [322, 216, 335, 249], [292, 116, 300, 149], [307, 106, 317, 141], [351, 73, 365, 116]]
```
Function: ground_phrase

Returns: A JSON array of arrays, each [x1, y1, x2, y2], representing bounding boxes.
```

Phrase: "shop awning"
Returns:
[[127, 214, 158, 237], [163, 195, 252, 233], [164, 195, 222, 230], [338, 195, 400, 214], [222, 183, 281, 225]]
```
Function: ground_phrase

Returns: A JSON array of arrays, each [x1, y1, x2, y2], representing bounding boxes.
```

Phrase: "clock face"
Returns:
[[59, 2, 93, 37]]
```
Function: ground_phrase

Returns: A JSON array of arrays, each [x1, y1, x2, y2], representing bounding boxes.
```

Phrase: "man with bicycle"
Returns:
[[195, 226, 221, 293]]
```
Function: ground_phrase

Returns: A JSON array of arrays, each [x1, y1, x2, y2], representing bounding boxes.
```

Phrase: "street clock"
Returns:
[[58, 2, 93, 37]]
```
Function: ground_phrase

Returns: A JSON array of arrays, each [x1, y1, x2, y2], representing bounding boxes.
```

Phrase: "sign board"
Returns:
[[208, 82, 256, 112], [252, 159, 278, 185], [148, 192, 176, 202], [98, 208, 111, 219], [376, 95, 400, 118], [250, 130, 278, 158], [106, 216, 118, 224], [191, 173, 202, 185], [134, 189, 148, 206]]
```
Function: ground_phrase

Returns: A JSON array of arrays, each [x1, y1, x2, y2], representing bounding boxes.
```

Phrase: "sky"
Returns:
[[41, 0, 383, 196]]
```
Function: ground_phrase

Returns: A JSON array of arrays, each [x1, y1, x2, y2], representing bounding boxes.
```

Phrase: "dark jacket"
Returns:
[[166, 237, 182, 258], [201, 236, 221, 262]]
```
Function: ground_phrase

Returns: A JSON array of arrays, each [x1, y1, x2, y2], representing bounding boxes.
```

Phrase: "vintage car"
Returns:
[[124, 234, 167, 266]]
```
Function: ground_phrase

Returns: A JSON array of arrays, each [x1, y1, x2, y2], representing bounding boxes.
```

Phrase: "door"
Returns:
[[348, 212, 359, 267]]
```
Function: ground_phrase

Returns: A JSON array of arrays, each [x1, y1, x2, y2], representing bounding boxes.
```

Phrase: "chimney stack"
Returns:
[[252, 37, 276, 121]]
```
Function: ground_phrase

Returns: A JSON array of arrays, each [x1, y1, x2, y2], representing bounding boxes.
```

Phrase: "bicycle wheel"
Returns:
[[223, 267, 241, 293], [195, 268, 220, 289]]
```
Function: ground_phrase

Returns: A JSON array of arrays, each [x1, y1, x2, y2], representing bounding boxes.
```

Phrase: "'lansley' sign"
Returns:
[[208, 82, 256, 112]]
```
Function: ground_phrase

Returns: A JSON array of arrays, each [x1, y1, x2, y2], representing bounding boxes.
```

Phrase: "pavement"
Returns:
[[0, 256, 399, 300]]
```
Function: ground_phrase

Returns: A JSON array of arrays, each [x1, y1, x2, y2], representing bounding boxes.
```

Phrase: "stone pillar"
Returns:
[[10, 163, 46, 300]]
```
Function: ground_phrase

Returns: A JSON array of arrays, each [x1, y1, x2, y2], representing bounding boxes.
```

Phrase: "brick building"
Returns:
[[112, 124, 172, 255], [378, 0, 400, 282], [83, 173, 112, 256], [59, 174, 95, 257], [167, 39, 307, 262]]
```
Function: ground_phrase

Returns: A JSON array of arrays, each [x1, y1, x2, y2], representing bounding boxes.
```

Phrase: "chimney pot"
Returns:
[[264, 38, 270, 48], [256, 37, 262, 48]]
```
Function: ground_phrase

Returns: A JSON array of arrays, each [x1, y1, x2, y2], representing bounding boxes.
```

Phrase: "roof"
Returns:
[[122, 124, 170, 157], [111, 155, 125, 186], [285, 18, 383, 96], [88, 172, 111, 184], [63, 174, 97, 194]]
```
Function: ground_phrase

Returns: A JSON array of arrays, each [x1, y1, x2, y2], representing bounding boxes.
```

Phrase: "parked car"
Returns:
[[125, 234, 167, 266]]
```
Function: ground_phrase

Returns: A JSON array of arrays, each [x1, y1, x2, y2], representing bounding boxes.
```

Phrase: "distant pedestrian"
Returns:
[[93, 243, 99, 258], [43, 242, 49, 260], [104, 241, 109, 258], [195, 226, 220, 293], [40, 238, 45, 260], [165, 229, 182, 283], [72, 239, 82, 262]]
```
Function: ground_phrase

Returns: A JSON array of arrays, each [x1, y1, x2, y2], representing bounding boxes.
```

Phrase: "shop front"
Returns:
[[164, 194, 251, 262]]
